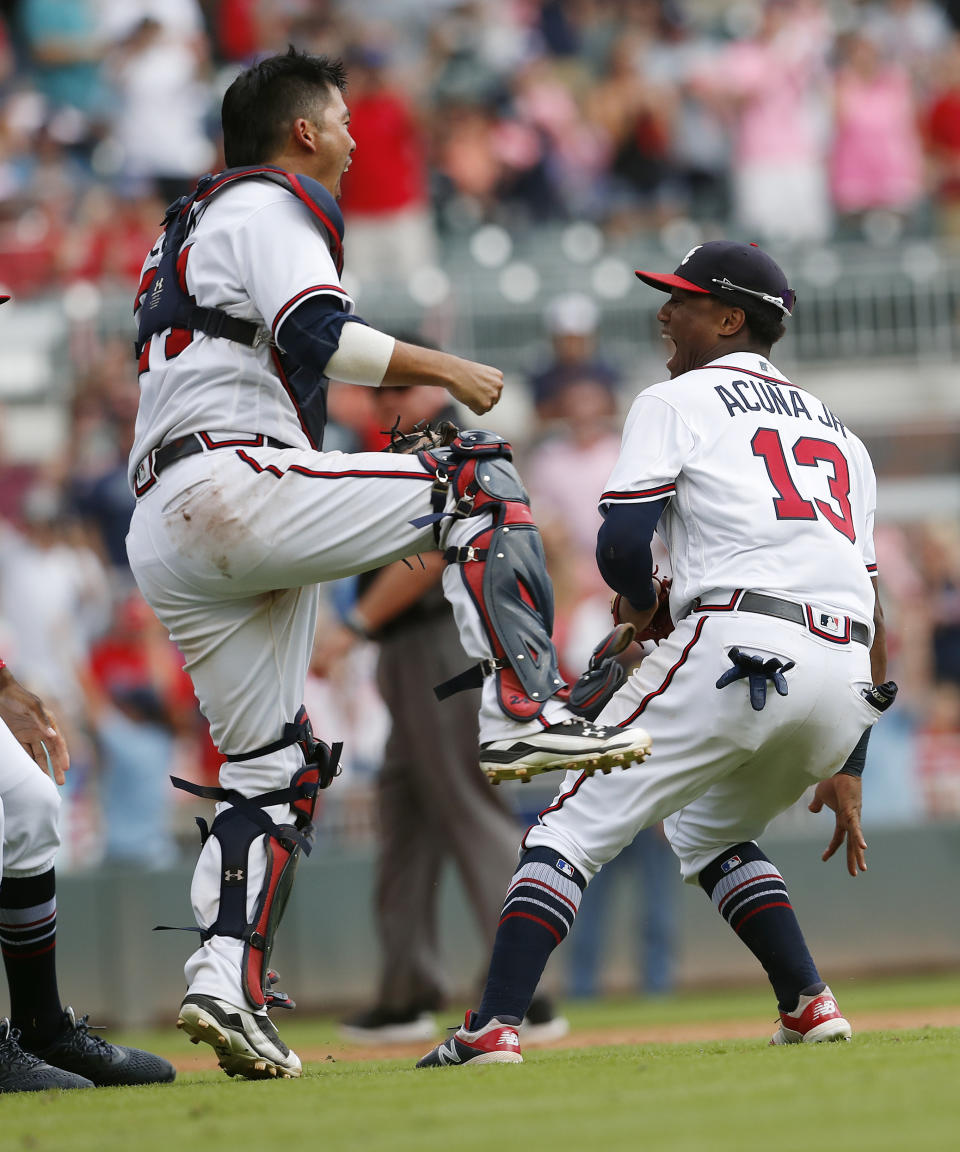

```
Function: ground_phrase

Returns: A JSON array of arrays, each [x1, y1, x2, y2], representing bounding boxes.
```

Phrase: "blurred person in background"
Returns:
[[18, 0, 109, 157], [915, 522, 960, 687], [692, 0, 833, 244], [102, 8, 215, 204], [315, 370, 567, 1046], [66, 340, 143, 583], [828, 30, 925, 239], [79, 590, 197, 869], [584, 29, 678, 235], [0, 481, 111, 869], [923, 34, 960, 237], [566, 823, 678, 1000], [525, 292, 622, 422], [861, 0, 953, 92], [335, 44, 438, 286], [524, 373, 622, 598]]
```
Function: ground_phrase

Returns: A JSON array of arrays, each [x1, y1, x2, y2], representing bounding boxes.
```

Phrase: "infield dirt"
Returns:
[[168, 1003, 960, 1072]]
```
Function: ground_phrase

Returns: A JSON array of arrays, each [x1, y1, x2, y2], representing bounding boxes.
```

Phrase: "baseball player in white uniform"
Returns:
[[125, 49, 650, 1080], [418, 241, 896, 1068]]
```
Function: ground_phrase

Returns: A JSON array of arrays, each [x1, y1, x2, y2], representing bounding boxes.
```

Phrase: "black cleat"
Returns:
[[29, 1007, 176, 1087], [0, 1017, 93, 1093]]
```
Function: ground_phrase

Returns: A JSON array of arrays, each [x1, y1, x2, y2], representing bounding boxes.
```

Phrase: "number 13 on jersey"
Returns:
[[751, 427, 856, 543]]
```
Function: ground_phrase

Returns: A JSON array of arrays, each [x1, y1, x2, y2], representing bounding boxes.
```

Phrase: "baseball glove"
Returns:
[[567, 622, 637, 721], [382, 418, 459, 455], [614, 577, 674, 644]]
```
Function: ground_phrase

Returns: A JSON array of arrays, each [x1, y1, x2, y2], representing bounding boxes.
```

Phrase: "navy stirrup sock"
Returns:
[[699, 842, 821, 1011], [0, 868, 63, 1047], [475, 847, 586, 1029]]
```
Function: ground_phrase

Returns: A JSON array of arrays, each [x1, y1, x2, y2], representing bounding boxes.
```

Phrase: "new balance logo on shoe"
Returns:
[[811, 999, 837, 1020], [415, 1013, 524, 1068]]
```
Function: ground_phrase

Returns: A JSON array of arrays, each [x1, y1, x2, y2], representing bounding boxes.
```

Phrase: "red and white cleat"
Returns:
[[416, 1012, 523, 1067], [770, 986, 852, 1045]]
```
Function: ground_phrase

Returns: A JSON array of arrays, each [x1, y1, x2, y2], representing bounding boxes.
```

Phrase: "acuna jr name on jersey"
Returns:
[[714, 379, 845, 437]]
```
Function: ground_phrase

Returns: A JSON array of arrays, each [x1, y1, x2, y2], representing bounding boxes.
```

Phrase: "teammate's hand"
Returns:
[[808, 773, 866, 876], [446, 360, 503, 415], [310, 624, 360, 678], [0, 668, 69, 785]]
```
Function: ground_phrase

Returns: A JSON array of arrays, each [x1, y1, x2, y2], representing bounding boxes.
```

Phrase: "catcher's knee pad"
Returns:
[[169, 714, 340, 1010], [425, 430, 565, 720]]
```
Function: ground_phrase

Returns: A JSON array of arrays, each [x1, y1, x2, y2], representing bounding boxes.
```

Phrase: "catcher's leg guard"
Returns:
[[169, 713, 339, 1010], [422, 430, 566, 721]]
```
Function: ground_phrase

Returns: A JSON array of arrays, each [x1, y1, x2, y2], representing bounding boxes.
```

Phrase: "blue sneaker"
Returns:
[[416, 1012, 523, 1068]]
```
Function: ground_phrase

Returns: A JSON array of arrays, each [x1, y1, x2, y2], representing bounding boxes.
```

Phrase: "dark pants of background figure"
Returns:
[[372, 606, 520, 1012], [566, 826, 678, 999]]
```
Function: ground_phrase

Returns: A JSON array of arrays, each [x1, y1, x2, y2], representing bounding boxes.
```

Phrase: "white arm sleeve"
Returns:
[[324, 321, 396, 387]]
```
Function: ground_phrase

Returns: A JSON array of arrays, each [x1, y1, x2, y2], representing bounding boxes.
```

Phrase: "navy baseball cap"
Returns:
[[635, 241, 795, 317]]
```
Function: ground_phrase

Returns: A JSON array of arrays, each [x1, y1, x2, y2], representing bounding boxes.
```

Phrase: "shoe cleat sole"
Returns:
[[484, 738, 651, 784]]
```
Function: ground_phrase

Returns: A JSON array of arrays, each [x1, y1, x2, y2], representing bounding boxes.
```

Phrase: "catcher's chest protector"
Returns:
[[136, 166, 345, 355]]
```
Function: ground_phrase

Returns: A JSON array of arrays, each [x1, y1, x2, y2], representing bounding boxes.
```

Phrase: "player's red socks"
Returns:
[[699, 842, 821, 1011]]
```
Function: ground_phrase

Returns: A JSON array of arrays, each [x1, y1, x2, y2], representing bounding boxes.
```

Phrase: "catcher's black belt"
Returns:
[[690, 590, 870, 647], [135, 431, 292, 496]]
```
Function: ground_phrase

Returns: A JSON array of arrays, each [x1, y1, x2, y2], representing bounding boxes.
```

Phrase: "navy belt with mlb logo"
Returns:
[[691, 590, 869, 646]]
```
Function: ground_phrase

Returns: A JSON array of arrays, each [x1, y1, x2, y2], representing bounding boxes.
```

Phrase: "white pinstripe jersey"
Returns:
[[128, 177, 354, 489], [601, 352, 877, 624]]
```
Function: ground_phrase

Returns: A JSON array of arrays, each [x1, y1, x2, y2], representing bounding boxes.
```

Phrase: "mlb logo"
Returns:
[[555, 859, 575, 879], [720, 855, 742, 874], [819, 613, 844, 637]]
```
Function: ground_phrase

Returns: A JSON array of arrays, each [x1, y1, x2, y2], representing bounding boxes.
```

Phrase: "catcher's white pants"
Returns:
[[0, 720, 62, 879], [126, 442, 569, 1006], [524, 608, 880, 883]]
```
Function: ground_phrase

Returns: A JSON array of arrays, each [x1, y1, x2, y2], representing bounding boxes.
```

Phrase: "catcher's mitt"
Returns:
[[567, 622, 637, 721], [382, 418, 459, 455], [613, 577, 674, 644]]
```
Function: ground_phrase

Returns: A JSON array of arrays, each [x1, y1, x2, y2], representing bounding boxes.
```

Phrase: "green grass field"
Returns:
[[3, 974, 958, 1152]]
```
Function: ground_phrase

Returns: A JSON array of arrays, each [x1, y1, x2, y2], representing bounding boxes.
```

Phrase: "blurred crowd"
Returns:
[[0, 0, 959, 874], [2, 0, 960, 301]]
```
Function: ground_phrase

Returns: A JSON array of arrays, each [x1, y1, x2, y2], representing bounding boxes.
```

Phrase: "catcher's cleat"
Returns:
[[480, 718, 651, 784], [416, 1012, 523, 1068], [28, 1007, 175, 1087], [177, 994, 302, 1079], [769, 986, 851, 1046], [0, 1018, 94, 1093]]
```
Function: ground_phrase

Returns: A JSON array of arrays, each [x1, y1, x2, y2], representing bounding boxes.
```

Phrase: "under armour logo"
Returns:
[[223, 868, 245, 882]]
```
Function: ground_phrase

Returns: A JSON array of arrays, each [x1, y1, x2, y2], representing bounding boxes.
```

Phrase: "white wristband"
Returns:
[[324, 322, 395, 387]]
